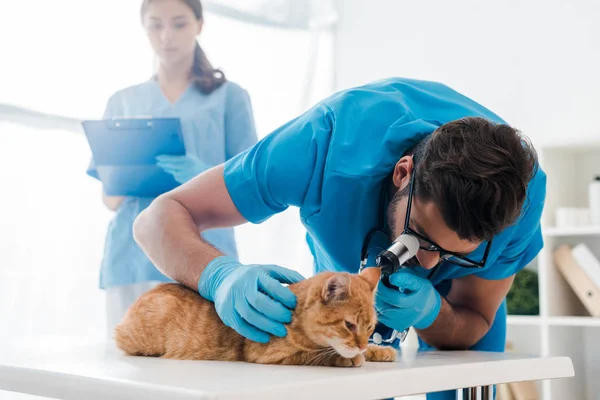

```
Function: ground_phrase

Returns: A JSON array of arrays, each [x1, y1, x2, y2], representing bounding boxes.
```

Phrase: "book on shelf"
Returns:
[[496, 380, 539, 400], [507, 381, 539, 400], [571, 243, 600, 289], [496, 383, 514, 400], [553, 244, 600, 317], [502, 342, 539, 400]]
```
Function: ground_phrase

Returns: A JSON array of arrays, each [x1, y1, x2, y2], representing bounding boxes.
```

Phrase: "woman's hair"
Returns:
[[141, 0, 227, 94]]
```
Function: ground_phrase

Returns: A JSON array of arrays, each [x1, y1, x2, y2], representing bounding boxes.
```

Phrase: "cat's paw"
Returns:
[[332, 353, 365, 367], [365, 344, 397, 362], [350, 353, 365, 367]]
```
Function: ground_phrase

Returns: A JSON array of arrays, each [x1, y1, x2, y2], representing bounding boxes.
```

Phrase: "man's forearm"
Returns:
[[133, 196, 222, 290], [416, 296, 492, 350]]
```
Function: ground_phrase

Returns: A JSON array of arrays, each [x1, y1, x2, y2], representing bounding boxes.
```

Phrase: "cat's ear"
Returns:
[[321, 274, 351, 302], [359, 267, 381, 291]]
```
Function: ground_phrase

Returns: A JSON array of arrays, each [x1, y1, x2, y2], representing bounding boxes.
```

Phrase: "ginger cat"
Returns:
[[114, 267, 396, 367]]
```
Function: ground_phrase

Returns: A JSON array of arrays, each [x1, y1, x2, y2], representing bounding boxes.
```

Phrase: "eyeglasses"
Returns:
[[403, 166, 492, 268]]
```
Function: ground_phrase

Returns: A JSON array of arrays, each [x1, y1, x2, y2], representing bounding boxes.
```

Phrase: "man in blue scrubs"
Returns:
[[133, 78, 545, 399]]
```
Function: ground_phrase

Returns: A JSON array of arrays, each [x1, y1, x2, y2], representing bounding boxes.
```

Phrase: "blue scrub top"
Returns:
[[89, 78, 258, 289], [224, 77, 546, 287]]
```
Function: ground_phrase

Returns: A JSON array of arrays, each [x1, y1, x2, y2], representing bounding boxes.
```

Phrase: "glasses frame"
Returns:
[[403, 165, 492, 268]]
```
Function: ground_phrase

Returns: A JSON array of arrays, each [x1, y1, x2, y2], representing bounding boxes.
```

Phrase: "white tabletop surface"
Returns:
[[0, 337, 573, 400]]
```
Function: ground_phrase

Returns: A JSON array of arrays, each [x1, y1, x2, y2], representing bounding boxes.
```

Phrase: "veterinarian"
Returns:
[[87, 0, 257, 334], [133, 77, 546, 400]]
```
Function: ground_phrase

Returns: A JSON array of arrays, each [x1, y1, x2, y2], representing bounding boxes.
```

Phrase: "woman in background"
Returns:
[[87, 0, 257, 335]]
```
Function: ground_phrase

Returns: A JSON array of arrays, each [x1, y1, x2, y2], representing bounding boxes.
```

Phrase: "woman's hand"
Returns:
[[156, 155, 211, 184], [102, 193, 125, 211]]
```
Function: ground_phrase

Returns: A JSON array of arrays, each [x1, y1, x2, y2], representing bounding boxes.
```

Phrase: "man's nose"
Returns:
[[416, 250, 440, 270]]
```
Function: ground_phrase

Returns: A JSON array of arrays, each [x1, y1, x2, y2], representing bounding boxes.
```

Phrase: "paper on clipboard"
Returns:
[[83, 117, 185, 197]]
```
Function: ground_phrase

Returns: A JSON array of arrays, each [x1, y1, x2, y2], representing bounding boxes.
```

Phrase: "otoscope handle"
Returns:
[[380, 267, 410, 345], [379, 254, 401, 290]]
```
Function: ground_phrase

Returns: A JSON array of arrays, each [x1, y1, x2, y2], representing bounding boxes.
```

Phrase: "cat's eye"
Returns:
[[344, 321, 356, 332]]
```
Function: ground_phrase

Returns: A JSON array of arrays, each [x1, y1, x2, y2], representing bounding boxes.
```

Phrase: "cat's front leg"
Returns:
[[364, 344, 397, 362], [276, 351, 364, 367], [329, 353, 365, 367]]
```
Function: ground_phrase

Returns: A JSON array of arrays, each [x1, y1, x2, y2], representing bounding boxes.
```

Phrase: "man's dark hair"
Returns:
[[411, 117, 538, 242]]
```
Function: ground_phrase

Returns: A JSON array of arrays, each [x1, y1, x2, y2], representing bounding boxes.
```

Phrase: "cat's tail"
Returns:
[[114, 283, 181, 357]]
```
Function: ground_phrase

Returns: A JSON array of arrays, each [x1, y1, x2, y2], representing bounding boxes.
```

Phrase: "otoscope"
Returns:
[[377, 233, 420, 287], [371, 234, 420, 345]]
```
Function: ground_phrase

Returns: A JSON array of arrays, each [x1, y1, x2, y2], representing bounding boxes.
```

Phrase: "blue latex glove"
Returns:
[[198, 256, 305, 343], [375, 269, 442, 331], [156, 154, 211, 184]]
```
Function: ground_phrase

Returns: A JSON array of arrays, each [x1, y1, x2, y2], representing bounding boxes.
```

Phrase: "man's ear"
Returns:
[[392, 156, 414, 190]]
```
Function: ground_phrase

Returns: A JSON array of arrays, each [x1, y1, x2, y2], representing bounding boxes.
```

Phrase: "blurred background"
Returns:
[[1, 1, 600, 399]]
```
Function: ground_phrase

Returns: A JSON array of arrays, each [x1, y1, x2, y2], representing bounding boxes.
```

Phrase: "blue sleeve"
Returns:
[[86, 94, 121, 180], [223, 103, 333, 224], [475, 169, 547, 280], [225, 84, 258, 160]]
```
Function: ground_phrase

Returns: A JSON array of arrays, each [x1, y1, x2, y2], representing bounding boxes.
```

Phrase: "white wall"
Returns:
[[0, 4, 333, 344], [334, 0, 600, 147]]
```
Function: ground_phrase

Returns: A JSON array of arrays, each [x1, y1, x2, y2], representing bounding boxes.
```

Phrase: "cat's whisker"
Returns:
[[322, 348, 338, 359], [309, 353, 326, 366], [306, 352, 323, 366], [319, 352, 335, 363], [307, 348, 332, 364], [306, 347, 338, 366]]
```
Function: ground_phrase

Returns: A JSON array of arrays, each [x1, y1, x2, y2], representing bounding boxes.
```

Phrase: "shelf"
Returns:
[[508, 315, 600, 327], [541, 139, 600, 152], [507, 315, 542, 326], [527, 144, 600, 399], [547, 316, 600, 327], [543, 226, 600, 237]]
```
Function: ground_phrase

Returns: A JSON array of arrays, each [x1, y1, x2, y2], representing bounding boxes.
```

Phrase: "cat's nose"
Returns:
[[359, 345, 367, 353]]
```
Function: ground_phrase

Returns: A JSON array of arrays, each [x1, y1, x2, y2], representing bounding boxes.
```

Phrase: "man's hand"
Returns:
[[198, 256, 305, 343], [375, 269, 441, 331]]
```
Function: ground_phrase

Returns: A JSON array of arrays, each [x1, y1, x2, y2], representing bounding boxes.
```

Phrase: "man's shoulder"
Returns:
[[329, 77, 448, 95], [324, 77, 443, 105], [314, 78, 452, 178]]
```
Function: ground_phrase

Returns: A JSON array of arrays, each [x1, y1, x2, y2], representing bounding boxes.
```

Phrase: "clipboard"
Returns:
[[83, 117, 185, 197]]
